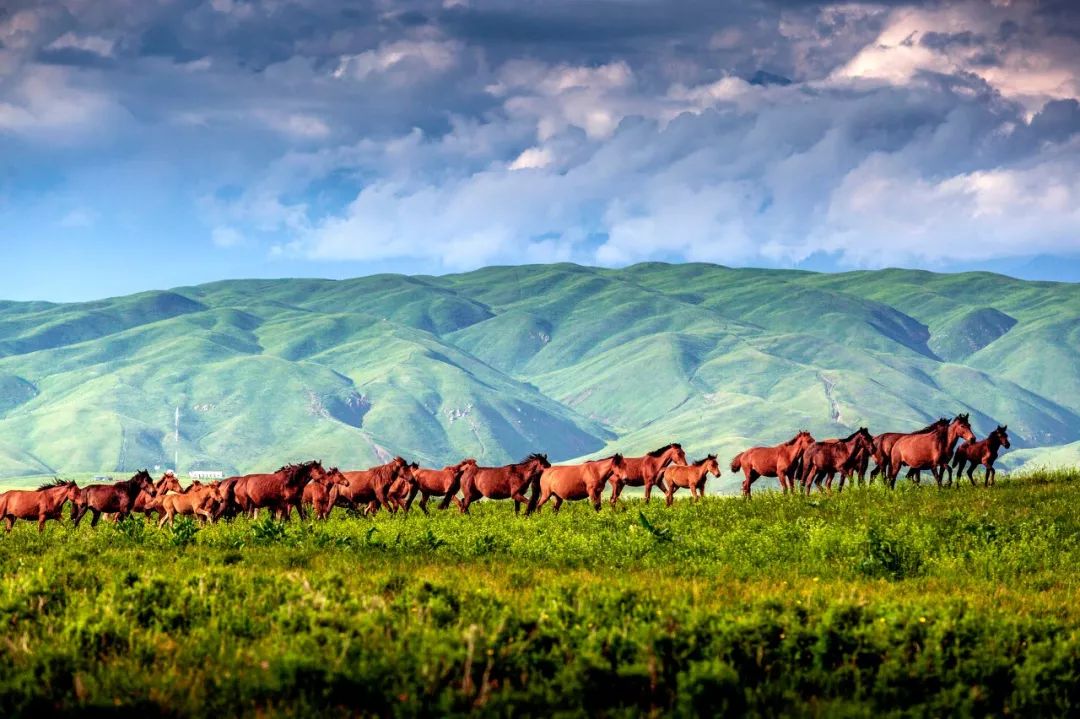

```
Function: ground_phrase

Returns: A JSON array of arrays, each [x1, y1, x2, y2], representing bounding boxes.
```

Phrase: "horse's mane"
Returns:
[[275, 461, 321, 483], [519, 453, 548, 465], [592, 453, 624, 463], [913, 418, 948, 434], [647, 443, 680, 457], [782, 431, 808, 446], [38, 477, 71, 490], [838, 429, 862, 442], [692, 454, 717, 466]]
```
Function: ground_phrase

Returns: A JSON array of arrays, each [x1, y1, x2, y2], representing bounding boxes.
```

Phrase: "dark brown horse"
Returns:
[[0, 480, 81, 532], [800, 428, 874, 494], [661, 455, 720, 505], [868, 419, 947, 483], [116, 471, 183, 521], [72, 470, 155, 527], [609, 443, 687, 505], [336, 457, 415, 514], [232, 461, 328, 520], [459, 453, 551, 515], [535, 454, 627, 513], [731, 431, 815, 496], [952, 425, 1010, 487], [888, 414, 975, 487], [400, 459, 477, 514]]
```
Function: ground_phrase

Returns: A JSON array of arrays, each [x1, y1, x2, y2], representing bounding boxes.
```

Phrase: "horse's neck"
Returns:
[[44, 487, 67, 509], [986, 435, 1001, 452]]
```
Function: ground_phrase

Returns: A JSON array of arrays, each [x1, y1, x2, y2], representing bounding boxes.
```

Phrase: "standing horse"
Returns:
[[72, 470, 155, 527], [115, 471, 183, 521], [888, 414, 975, 488], [660, 455, 720, 505], [535, 454, 628, 513], [336, 457, 415, 514], [731, 431, 815, 496], [232, 461, 328, 520], [157, 481, 222, 527], [0, 480, 81, 533], [458, 454, 551, 515], [296, 467, 349, 519], [952, 425, 1010, 487], [868, 419, 947, 483], [401, 459, 477, 514], [608, 443, 687, 506], [800, 429, 874, 494]]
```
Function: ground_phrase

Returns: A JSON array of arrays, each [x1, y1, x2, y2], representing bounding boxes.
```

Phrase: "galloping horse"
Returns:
[[868, 419, 947, 483], [0, 480, 81, 532], [800, 428, 874, 494], [72, 470, 155, 527], [608, 443, 687, 505], [888, 414, 975, 488], [535, 454, 628, 513], [952, 425, 1010, 487], [401, 459, 477, 513], [336, 457, 415, 514], [232, 461, 328, 520], [731, 431, 815, 496], [661, 455, 721, 505], [458, 453, 551, 515]]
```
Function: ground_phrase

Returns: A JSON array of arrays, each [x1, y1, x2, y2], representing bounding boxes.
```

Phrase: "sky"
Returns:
[[2, 0, 1080, 302]]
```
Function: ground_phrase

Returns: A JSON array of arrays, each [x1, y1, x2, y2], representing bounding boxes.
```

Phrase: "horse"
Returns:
[[113, 471, 183, 522], [888, 414, 975, 488], [458, 453, 551, 515], [232, 461, 328, 520], [299, 467, 349, 519], [952, 425, 1010, 487], [730, 431, 815, 496], [868, 419, 948, 483], [0, 479, 81, 533], [212, 476, 242, 520], [535, 454, 628, 513], [400, 459, 477, 514], [608, 443, 687, 505], [336, 457, 415, 514], [72, 470, 155, 527], [157, 481, 223, 527], [800, 428, 875, 494], [660, 455, 721, 505]]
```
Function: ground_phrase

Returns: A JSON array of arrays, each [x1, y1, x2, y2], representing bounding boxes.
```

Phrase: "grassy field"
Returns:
[[1, 472, 1079, 716]]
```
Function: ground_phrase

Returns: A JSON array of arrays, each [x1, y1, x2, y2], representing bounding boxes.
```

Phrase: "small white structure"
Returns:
[[189, 470, 225, 480]]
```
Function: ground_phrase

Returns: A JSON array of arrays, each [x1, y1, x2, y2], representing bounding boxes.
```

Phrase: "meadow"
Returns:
[[1, 471, 1078, 716]]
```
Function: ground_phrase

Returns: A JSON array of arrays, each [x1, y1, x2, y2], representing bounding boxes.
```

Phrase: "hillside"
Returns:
[[0, 263, 1077, 488]]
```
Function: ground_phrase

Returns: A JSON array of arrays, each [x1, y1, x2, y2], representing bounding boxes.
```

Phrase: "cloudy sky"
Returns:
[[2, 0, 1079, 300]]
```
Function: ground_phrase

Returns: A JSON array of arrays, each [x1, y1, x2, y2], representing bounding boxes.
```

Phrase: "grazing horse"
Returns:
[[72, 470, 155, 527], [299, 467, 349, 519], [232, 461, 328, 520], [661, 455, 721, 505], [0, 480, 81, 533], [800, 429, 875, 494], [888, 414, 975, 488], [535, 454, 628, 513], [731, 431, 815, 496], [868, 419, 947, 483], [336, 457, 415, 514], [952, 425, 1011, 487], [401, 459, 477, 514], [609, 443, 687, 506], [458, 453, 551, 515]]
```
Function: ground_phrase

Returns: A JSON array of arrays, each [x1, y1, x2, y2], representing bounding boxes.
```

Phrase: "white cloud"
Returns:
[[211, 226, 246, 248], [0, 65, 122, 141], [509, 147, 553, 170], [46, 32, 115, 57], [332, 40, 461, 82]]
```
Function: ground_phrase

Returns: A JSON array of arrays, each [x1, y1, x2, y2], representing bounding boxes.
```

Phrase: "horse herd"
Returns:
[[0, 413, 1010, 533]]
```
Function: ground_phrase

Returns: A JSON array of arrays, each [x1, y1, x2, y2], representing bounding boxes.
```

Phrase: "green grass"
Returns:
[[1, 471, 1078, 715]]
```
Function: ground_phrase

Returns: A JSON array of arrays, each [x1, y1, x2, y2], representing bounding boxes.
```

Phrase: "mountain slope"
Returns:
[[0, 263, 1077, 482]]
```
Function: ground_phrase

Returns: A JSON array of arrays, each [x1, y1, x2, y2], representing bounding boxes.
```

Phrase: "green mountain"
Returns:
[[1, 263, 1077, 490]]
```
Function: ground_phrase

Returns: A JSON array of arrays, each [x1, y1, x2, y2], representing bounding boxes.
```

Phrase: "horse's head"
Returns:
[[63, 480, 81, 503], [669, 443, 687, 465], [325, 467, 349, 486], [995, 425, 1011, 448], [132, 470, 155, 493], [795, 430, 816, 452], [158, 473, 182, 495], [453, 458, 478, 479], [697, 454, 720, 476], [606, 453, 628, 483], [523, 453, 550, 477], [853, 427, 874, 454], [951, 413, 975, 443]]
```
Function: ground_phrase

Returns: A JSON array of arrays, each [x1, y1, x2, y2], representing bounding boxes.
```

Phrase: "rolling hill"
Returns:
[[1, 263, 1077, 491]]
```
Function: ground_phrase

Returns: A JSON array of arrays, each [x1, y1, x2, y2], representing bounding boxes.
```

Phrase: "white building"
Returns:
[[189, 470, 225, 480]]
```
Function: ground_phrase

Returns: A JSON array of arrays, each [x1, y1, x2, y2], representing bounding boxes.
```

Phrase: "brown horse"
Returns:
[[661, 455, 720, 505], [609, 443, 687, 505], [535, 454, 628, 513], [114, 471, 183, 521], [232, 461, 327, 520], [0, 479, 81, 532], [336, 457, 415, 514], [952, 425, 1010, 487], [300, 467, 349, 519], [888, 414, 975, 488], [459, 453, 551, 515], [72, 470, 155, 527], [400, 459, 477, 514], [868, 419, 947, 483], [157, 482, 222, 527], [800, 428, 874, 494], [731, 431, 815, 496]]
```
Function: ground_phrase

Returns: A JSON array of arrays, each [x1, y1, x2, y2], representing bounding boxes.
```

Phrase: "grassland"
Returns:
[[1, 264, 1080, 482], [1, 472, 1078, 716]]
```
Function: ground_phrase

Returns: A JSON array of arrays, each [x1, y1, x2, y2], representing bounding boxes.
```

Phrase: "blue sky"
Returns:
[[2, 0, 1079, 301]]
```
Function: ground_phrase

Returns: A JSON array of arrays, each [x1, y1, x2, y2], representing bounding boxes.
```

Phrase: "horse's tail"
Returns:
[[730, 453, 742, 474]]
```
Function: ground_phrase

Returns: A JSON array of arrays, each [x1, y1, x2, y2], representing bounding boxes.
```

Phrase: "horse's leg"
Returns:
[[89, 509, 101, 528], [404, 484, 421, 514], [611, 479, 624, 507], [742, 468, 756, 498], [4, 516, 13, 532], [665, 482, 676, 507], [419, 492, 431, 515], [38, 514, 47, 533], [590, 486, 603, 512]]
